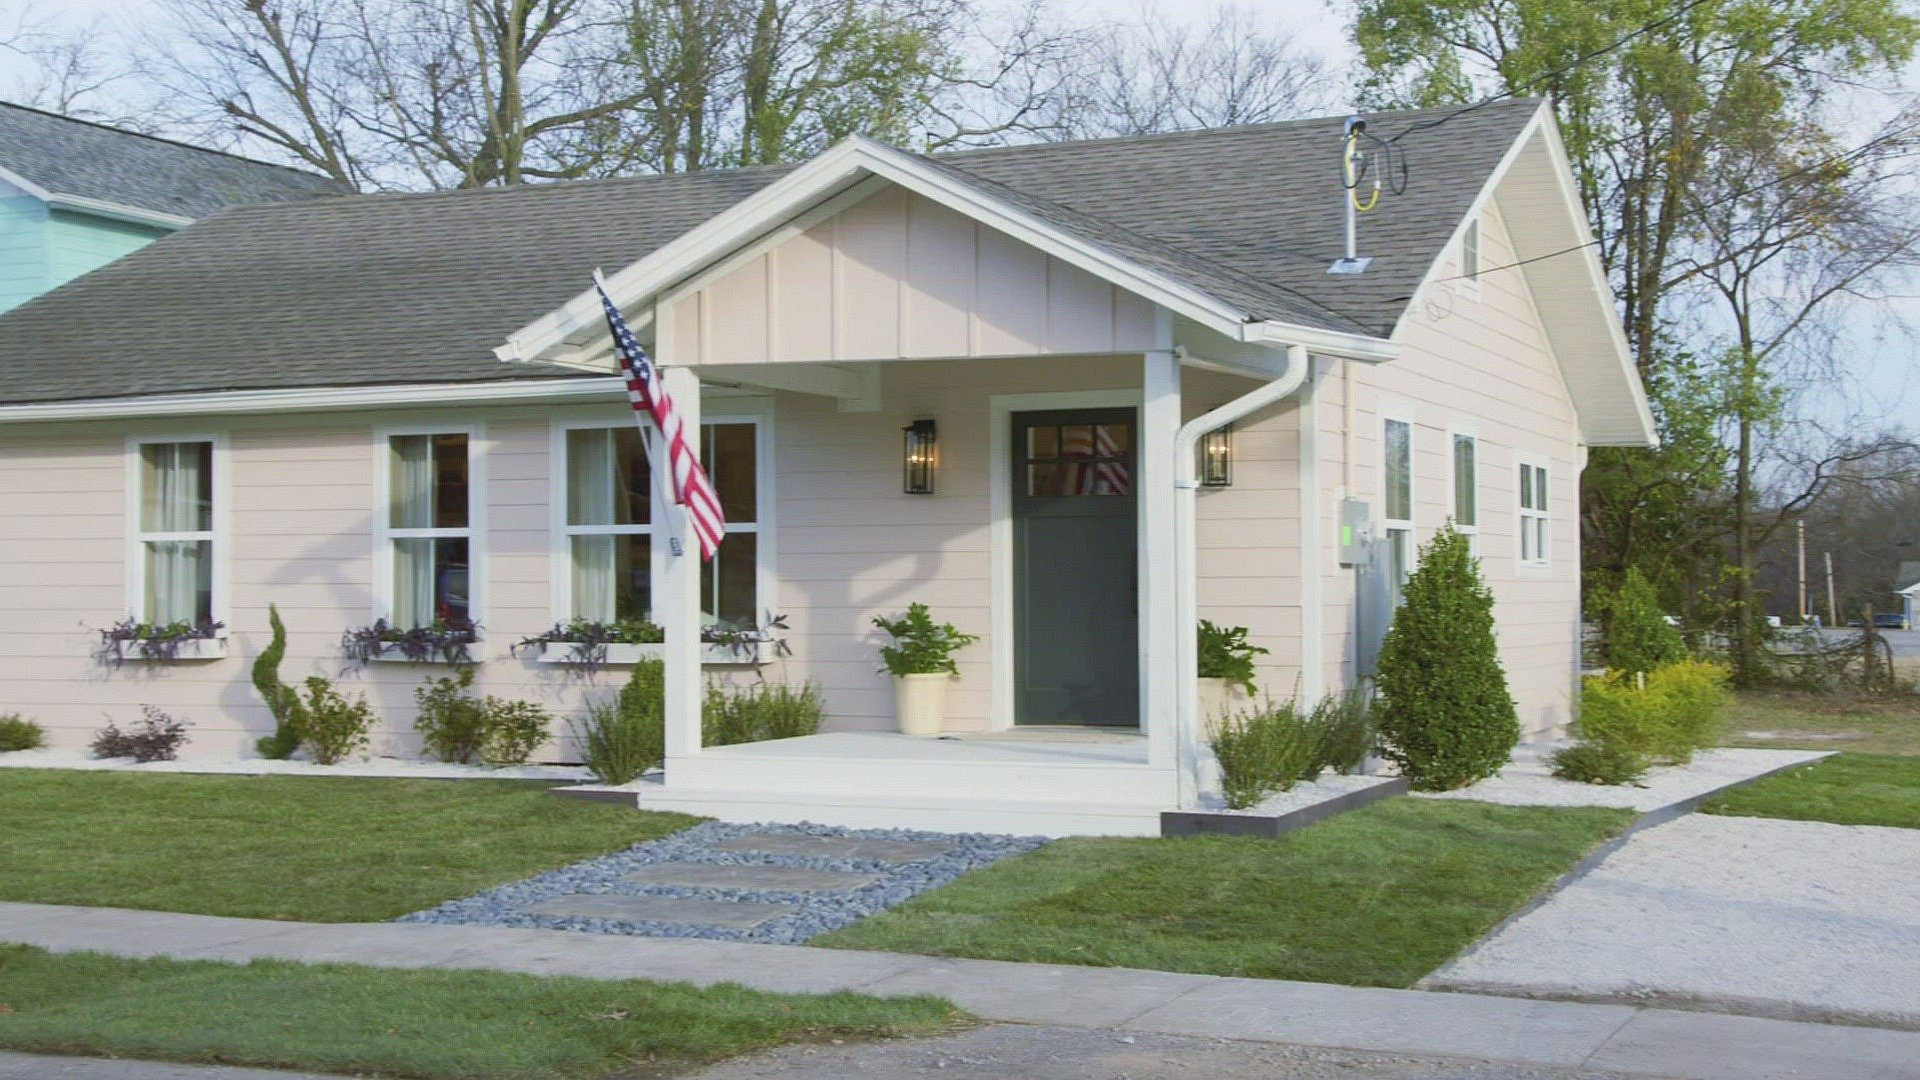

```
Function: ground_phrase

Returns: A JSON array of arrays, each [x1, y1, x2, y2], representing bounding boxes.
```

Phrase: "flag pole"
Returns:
[[596, 268, 691, 561]]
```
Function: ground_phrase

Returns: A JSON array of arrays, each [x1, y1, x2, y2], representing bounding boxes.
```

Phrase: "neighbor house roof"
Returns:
[[0, 99, 1602, 415], [0, 101, 346, 223], [1896, 561, 1920, 594]]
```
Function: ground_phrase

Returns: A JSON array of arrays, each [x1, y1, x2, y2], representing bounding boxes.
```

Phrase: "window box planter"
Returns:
[[368, 640, 487, 664], [535, 641, 766, 667], [113, 636, 229, 663]]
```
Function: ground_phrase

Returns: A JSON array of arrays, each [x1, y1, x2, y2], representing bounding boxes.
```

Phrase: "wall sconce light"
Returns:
[[1200, 424, 1233, 487], [903, 419, 937, 494]]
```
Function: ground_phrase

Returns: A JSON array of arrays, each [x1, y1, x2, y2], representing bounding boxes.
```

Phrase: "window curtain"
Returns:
[[390, 436, 435, 627], [141, 444, 209, 624], [568, 430, 617, 622]]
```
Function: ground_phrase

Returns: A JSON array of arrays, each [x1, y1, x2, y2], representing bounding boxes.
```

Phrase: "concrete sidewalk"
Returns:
[[5, 902, 1918, 1080]]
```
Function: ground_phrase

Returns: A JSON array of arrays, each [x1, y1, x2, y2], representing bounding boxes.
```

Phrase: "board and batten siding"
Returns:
[[660, 185, 1163, 365], [1317, 195, 1583, 736]]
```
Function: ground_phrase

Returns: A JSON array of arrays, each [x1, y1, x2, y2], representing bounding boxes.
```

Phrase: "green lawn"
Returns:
[[0, 945, 963, 1079], [1703, 752, 1920, 830], [814, 799, 1634, 987], [1722, 690, 1920, 756], [0, 770, 698, 921]]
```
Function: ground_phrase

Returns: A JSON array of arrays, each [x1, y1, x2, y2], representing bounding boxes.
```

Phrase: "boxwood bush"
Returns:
[[1580, 659, 1730, 766], [0, 713, 46, 752], [1373, 525, 1519, 791]]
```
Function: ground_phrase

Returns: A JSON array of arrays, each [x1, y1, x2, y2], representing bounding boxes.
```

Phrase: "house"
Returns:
[[0, 99, 1653, 835], [1897, 561, 1920, 630], [0, 101, 344, 313]]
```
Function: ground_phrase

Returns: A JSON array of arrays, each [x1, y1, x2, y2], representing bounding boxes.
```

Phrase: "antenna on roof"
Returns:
[[1328, 117, 1374, 275]]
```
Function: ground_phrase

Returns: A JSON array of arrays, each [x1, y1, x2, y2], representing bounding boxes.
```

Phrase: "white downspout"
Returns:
[[1172, 343, 1312, 805]]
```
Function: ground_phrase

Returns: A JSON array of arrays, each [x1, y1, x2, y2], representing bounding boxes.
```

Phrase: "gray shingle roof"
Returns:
[[0, 101, 347, 219], [0, 100, 1541, 405], [1896, 561, 1920, 593]]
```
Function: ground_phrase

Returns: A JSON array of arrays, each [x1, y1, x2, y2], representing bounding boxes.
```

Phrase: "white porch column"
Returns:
[[660, 366, 703, 761], [1141, 347, 1181, 777]]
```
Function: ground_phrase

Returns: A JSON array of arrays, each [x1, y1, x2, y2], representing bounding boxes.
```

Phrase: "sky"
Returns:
[[0, 0, 1913, 425]]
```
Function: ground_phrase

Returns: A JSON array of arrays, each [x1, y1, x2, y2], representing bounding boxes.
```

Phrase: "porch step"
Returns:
[[635, 784, 1166, 837]]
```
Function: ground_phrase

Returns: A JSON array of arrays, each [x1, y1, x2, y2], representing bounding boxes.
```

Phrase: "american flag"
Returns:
[[594, 275, 725, 561]]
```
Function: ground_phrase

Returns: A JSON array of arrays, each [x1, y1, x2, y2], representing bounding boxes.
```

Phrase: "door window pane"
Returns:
[[1022, 420, 1132, 498]]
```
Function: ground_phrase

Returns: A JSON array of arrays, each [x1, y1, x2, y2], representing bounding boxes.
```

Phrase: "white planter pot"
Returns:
[[1197, 677, 1250, 727], [115, 637, 228, 662], [893, 673, 951, 736]]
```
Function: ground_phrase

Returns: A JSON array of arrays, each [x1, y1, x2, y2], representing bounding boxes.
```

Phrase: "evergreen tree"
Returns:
[[1374, 525, 1519, 790]]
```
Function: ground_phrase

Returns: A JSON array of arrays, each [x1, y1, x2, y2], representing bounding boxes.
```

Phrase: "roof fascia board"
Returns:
[[1533, 115, 1657, 446], [0, 163, 193, 229], [1243, 320, 1398, 363], [0, 377, 629, 423]]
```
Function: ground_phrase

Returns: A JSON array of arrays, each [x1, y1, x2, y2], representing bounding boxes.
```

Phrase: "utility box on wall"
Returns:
[[1338, 498, 1371, 567]]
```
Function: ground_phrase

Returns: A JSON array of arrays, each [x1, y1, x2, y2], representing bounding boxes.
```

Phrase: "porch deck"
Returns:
[[638, 729, 1177, 837]]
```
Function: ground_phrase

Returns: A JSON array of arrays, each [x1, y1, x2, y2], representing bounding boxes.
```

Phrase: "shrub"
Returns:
[[296, 676, 375, 765], [91, 706, 190, 762], [1550, 742, 1648, 785], [413, 670, 552, 767], [1596, 568, 1686, 675], [0, 713, 46, 752], [572, 658, 666, 784], [1374, 525, 1519, 791], [1197, 620, 1268, 695], [252, 605, 302, 759], [1209, 698, 1320, 809], [1305, 686, 1373, 775], [704, 681, 824, 746], [874, 603, 979, 677], [1579, 660, 1730, 765]]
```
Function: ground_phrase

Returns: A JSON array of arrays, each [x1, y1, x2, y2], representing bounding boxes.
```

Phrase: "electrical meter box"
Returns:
[[1338, 498, 1371, 567]]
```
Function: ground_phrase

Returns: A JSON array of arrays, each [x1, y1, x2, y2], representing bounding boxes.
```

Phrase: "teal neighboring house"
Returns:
[[0, 102, 345, 313]]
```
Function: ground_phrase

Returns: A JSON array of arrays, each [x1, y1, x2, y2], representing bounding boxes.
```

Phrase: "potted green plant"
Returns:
[[1197, 620, 1267, 723], [873, 603, 979, 736]]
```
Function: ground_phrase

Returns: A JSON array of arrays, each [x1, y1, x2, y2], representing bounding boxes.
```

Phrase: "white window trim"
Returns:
[[1446, 422, 1479, 542], [1458, 215, 1482, 299], [372, 422, 487, 637], [123, 432, 230, 634], [548, 401, 774, 631], [1380, 401, 1415, 538], [1516, 450, 1551, 571]]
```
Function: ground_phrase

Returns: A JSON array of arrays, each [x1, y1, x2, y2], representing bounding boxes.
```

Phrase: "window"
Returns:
[[1518, 457, 1550, 568], [382, 431, 474, 631], [559, 419, 762, 630], [1461, 217, 1481, 285], [1451, 432, 1478, 540], [133, 440, 217, 625], [1383, 415, 1413, 605]]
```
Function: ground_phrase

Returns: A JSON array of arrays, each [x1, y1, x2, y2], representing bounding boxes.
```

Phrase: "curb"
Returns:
[[1160, 778, 1410, 837]]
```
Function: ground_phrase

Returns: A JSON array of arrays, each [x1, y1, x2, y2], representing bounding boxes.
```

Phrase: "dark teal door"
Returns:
[[1012, 408, 1139, 726]]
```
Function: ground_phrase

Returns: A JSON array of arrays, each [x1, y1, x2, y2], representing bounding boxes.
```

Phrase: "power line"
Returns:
[[1419, 117, 1920, 287], [1384, 0, 1720, 145]]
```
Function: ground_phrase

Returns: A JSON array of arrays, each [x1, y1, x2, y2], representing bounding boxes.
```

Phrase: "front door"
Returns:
[[1012, 408, 1139, 726]]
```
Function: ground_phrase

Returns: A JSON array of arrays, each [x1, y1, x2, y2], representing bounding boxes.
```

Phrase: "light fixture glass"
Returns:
[[1200, 424, 1232, 487], [903, 419, 937, 494]]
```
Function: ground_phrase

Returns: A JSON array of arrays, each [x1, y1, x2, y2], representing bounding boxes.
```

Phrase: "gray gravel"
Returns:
[[398, 820, 1046, 944], [680, 1024, 1659, 1080]]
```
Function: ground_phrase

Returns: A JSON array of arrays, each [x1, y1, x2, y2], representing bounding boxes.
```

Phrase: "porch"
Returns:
[[637, 729, 1172, 836]]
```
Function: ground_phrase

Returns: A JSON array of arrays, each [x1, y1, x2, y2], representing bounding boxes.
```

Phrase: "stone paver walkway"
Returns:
[[5, 902, 1918, 1080], [396, 821, 1045, 944]]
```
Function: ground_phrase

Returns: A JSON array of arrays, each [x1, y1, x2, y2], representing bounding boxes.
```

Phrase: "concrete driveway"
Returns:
[[1423, 814, 1920, 1029]]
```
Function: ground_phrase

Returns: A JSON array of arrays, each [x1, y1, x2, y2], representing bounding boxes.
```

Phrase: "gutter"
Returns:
[[1172, 343, 1312, 805]]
